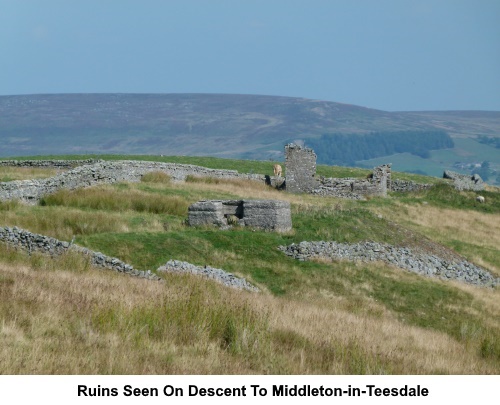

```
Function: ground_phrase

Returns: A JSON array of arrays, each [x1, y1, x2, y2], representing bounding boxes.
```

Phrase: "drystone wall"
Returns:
[[0, 225, 260, 291], [0, 160, 265, 203], [188, 199, 292, 232], [0, 159, 102, 169], [0, 225, 160, 280], [390, 179, 433, 193], [279, 241, 499, 287], [443, 170, 484, 191], [158, 260, 260, 292]]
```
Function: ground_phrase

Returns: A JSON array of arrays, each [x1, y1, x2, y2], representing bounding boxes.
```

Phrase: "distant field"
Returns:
[[358, 138, 500, 183]]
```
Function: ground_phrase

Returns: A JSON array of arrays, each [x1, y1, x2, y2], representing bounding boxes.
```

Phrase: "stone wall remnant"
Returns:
[[284, 144, 396, 198], [158, 260, 260, 292], [188, 199, 292, 232], [0, 225, 160, 280], [0, 225, 260, 291], [279, 240, 499, 287], [284, 144, 319, 193], [443, 170, 484, 191], [0, 160, 266, 203]]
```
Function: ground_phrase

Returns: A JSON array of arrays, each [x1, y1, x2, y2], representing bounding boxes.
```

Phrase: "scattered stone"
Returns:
[[157, 260, 259, 292], [443, 170, 484, 191]]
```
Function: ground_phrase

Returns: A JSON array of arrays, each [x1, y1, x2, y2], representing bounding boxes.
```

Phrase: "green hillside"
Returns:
[[1, 156, 499, 374], [1, 94, 499, 165]]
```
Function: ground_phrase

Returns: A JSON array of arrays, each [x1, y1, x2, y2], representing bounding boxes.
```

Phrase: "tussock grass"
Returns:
[[140, 171, 172, 184], [369, 201, 500, 275], [40, 186, 189, 216], [0, 206, 131, 240], [0, 166, 58, 182], [0, 253, 498, 374]]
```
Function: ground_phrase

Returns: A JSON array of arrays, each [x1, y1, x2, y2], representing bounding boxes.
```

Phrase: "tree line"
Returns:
[[306, 130, 454, 165], [477, 136, 500, 149]]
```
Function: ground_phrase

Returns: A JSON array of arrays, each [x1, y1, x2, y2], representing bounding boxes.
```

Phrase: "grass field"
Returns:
[[358, 138, 500, 182], [1, 157, 499, 374]]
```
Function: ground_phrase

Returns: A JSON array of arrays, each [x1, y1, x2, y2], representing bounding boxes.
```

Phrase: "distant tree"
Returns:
[[308, 130, 453, 165]]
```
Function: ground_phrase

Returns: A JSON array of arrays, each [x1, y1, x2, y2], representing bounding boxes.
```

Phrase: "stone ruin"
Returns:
[[443, 170, 484, 191], [284, 143, 319, 193], [283, 143, 392, 198], [187, 199, 292, 232]]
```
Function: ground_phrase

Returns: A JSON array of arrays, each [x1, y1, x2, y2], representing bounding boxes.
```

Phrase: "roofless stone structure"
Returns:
[[188, 199, 292, 232]]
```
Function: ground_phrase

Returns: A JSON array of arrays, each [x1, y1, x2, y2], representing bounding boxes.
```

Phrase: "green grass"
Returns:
[[1, 157, 499, 373], [5, 153, 445, 184], [396, 183, 500, 214], [358, 138, 500, 183]]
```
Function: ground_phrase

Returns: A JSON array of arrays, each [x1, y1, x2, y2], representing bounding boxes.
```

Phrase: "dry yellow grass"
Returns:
[[0, 166, 58, 181], [0, 256, 498, 374], [1, 166, 499, 374], [371, 202, 500, 275]]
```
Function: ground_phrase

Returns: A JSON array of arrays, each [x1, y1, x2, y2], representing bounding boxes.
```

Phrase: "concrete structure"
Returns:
[[188, 199, 292, 232]]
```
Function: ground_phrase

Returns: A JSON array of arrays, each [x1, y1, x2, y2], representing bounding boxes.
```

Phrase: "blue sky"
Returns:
[[1, 0, 499, 111]]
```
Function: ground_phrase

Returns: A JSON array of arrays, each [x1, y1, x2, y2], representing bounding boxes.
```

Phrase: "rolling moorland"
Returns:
[[1, 94, 499, 183], [0, 156, 499, 374]]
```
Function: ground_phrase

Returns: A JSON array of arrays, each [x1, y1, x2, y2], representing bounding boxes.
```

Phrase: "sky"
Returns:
[[1, 0, 499, 111]]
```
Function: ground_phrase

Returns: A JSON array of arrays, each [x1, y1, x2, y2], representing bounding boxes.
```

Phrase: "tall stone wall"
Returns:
[[284, 144, 394, 198], [372, 164, 392, 194], [284, 144, 319, 193]]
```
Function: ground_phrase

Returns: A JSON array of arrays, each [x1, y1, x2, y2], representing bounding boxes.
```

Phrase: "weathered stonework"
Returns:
[[279, 240, 499, 287], [284, 144, 319, 193], [0, 159, 102, 169], [0, 160, 265, 203], [443, 170, 484, 191], [283, 144, 394, 198], [188, 199, 292, 232], [0, 225, 260, 291], [0, 225, 160, 280], [391, 179, 433, 193]]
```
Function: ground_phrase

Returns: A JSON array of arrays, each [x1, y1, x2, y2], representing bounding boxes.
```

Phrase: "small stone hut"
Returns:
[[188, 199, 292, 232]]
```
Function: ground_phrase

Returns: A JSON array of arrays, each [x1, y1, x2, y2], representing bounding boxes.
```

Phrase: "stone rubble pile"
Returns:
[[278, 241, 499, 287], [158, 260, 260, 292], [443, 170, 484, 191]]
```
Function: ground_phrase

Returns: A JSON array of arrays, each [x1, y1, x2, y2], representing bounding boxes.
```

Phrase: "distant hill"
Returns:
[[1, 93, 499, 181]]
